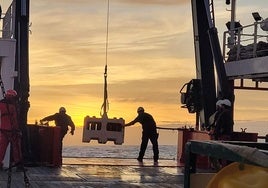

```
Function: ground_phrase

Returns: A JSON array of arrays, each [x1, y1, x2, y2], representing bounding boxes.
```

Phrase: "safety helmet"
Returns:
[[216, 100, 223, 107], [59, 107, 66, 113], [222, 99, 231, 107], [137, 107, 144, 113], [5, 89, 17, 99]]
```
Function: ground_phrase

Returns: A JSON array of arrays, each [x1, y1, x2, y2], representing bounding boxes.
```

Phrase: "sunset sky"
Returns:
[[1, 0, 268, 145]]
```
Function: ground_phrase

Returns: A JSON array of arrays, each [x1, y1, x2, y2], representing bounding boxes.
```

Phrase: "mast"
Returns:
[[14, 0, 30, 154]]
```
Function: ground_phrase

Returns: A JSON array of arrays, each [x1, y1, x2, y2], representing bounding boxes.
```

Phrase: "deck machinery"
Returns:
[[177, 0, 268, 167], [181, 0, 268, 131]]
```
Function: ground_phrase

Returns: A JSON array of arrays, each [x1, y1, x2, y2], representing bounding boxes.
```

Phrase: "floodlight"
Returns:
[[226, 21, 243, 33], [252, 12, 262, 22]]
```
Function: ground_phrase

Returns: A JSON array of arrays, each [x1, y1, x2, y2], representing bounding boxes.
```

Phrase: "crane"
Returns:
[[180, 0, 268, 131]]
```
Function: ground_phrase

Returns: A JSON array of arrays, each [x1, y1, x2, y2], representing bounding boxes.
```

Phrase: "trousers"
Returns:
[[138, 132, 159, 161], [0, 131, 22, 167]]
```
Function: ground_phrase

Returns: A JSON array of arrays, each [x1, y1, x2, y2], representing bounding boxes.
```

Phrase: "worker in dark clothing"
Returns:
[[211, 99, 233, 140], [125, 107, 159, 163], [40, 107, 75, 140], [40, 107, 75, 164], [209, 99, 233, 170]]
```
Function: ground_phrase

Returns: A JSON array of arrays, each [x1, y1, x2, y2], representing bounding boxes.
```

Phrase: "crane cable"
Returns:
[[100, 0, 110, 118]]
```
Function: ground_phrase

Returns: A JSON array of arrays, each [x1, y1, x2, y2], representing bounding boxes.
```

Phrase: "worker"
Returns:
[[208, 99, 223, 131], [124, 107, 159, 163], [40, 107, 75, 164], [0, 89, 23, 171], [209, 99, 233, 170], [212, 99, 233, 140]]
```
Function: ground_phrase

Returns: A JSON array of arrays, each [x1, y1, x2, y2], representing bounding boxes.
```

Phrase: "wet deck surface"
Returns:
[[0, 158, 184, 188]]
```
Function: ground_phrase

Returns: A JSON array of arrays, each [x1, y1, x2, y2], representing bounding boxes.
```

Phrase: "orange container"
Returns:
[[28, 125, 61, 167]]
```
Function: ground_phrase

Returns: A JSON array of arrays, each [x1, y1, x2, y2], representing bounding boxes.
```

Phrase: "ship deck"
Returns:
[[0, 157, 184, 188]]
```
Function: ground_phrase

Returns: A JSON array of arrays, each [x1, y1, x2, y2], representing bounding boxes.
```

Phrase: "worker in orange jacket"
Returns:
[[0, 89, 22, 170]]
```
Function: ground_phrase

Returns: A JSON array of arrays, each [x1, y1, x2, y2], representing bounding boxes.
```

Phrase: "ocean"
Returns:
[[62, 145, 177, 160], [62, 121, 267, 160]]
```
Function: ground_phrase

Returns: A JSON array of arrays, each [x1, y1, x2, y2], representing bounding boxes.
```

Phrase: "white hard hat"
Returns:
[[59, 107, 66, 113], [222, 99, 231, 107], [137, 107, 144, 113], [216, 100, 223, 106]]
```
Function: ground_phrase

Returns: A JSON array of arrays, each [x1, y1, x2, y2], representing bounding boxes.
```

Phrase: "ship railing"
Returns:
[[0, 1, 15, 39], [223, 19, 268, 62], [258, 135, 268, 142]]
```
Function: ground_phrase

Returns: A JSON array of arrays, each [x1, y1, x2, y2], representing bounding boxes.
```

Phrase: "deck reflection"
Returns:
[[0, 157, 184, 188]]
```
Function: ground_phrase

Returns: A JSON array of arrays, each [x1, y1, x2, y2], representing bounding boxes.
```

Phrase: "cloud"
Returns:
[[116, 0, 188, 5], [28, 75, 196, 125], [26, 0, 268, 131], [31, 0, 188, 6]]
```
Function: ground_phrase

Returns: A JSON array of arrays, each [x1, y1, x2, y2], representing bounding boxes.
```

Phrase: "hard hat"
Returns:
[[5, 89, 17, 99], [216, 100, 223, 106], [137, 107, 144, 113], [222, 99, 231, 107], [59, 107, 66, 113]]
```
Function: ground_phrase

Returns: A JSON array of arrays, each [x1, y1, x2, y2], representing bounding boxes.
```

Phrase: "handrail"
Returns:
[[223, 20, 268, 62], [0, 2, 15, 39]]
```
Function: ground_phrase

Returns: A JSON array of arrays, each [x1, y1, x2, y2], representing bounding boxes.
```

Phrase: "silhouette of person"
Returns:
[[211, 99, 233, 140], [125, 107, 159, 163], [40, 107, 75, 164], [209, 99, 234, 170]]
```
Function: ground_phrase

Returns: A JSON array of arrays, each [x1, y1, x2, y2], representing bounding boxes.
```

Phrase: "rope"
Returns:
[[156, 126, 190, 131], [105, 0, 110, 67], [100, 0, 110, 118]]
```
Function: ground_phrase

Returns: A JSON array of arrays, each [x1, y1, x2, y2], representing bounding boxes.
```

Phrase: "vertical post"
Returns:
[[14, 0, 30, 157], [195, 112, 200, 130], [253, 22, 258, 57], [236, 29, 241, 60], [191, 0, 217, 128], [184, 142, 196, 188], [229, 0, 236, 46]]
